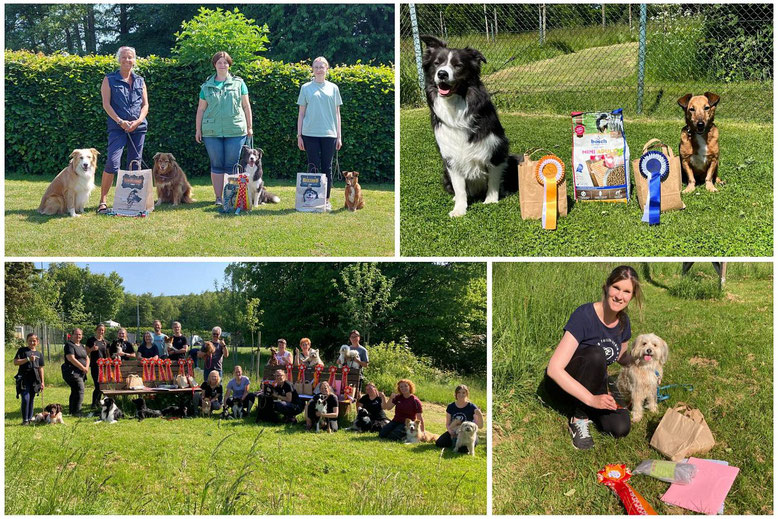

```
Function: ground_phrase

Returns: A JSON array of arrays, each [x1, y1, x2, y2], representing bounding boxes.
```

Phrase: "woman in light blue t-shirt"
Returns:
[[296, 56, 343, 211]]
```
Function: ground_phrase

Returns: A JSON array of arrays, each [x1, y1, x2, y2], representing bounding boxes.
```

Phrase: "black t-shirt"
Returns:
[[308, 394, 339, 420], [169, 336, 188, 361], [202, 383, 223, 403], [109, 340, 135, 357], [15, 347, 44, 383], [272, 381, 300, 405], [63, 341, 88, 374], [446, 401, 478, 424], [358, 394, 387, 420], [86, 337, 108, 367], [137, 344, 158, 359], [564, 303, 631, 366]]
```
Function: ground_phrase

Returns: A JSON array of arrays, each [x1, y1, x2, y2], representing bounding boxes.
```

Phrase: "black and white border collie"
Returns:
[[98, 397, 124, 424], [421, 35, 518, 217], [239, 146, 280, 207]]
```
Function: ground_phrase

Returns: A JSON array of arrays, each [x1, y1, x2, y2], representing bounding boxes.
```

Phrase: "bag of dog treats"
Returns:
[[518, 150, 568, 221], [295, 172, 328, 212], [113, 160, 155, 216], [631, 139, 685, 212], [650, 402, 715, 461], [220, 164, 251, 214], [571, 110, 630, 202]]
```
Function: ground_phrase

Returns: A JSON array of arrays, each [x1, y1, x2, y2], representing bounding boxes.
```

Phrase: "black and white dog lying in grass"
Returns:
[[420, 35, 518, 217], [97, 397, 124, 424]]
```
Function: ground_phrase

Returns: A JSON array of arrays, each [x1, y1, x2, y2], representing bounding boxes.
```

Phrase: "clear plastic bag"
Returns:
[[633, 459, 697, 484]]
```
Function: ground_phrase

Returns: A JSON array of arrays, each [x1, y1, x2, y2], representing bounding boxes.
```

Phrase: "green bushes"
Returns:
[[5, 51, 394, 182]]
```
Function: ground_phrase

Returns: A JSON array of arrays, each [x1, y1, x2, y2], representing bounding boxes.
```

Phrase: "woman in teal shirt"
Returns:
[[297, 56, 343, 211], [195, 51, 253, 204]]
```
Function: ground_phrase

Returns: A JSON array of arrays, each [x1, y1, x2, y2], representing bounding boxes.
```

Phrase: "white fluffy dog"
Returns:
[[616, 333, 669, 422], [454, 420, 478, 456], [303, 348, 324, 367], [337, 345, 361, 369]]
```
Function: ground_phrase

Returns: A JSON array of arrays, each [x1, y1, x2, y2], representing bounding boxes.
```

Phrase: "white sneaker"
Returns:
[[325, 201, 332, 211]]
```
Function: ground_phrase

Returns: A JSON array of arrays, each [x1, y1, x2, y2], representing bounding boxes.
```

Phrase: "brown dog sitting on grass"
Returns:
[[678, 92, 721, 193], [344, 171, 365, 211]]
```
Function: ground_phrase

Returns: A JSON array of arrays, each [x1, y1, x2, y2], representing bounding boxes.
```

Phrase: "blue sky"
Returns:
[[40, 262, 231, 296]]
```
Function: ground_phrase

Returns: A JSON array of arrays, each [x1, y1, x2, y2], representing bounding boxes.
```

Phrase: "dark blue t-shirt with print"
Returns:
[[446, 401, 478, 423], [564, 303, 631, 365]]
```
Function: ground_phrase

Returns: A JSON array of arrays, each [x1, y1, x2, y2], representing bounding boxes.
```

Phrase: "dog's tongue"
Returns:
[[438, 85, 451, 96], [644, 355, 652, 361]]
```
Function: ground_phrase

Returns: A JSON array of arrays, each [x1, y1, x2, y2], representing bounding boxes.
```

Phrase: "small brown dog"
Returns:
[[343, 171, 365, 211], [38, 148, 98, 216], [678, 92, 721, 193], [268, 348, 279, 367], [33, 403, 65, 424], [152, 152, 194, 205]]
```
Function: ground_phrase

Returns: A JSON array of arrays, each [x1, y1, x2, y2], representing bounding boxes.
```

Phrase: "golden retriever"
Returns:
[[38, 148, 98, 216], [152, 152, 194, 205]]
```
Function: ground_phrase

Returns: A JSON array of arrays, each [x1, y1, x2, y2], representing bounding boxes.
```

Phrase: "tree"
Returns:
[[5, 263, 38, 341], [335, 263, 397, 344], [172, 7, 269, 71]]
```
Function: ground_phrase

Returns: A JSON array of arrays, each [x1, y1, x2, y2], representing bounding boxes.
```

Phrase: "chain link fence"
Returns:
[[401, 3, 772, 122]]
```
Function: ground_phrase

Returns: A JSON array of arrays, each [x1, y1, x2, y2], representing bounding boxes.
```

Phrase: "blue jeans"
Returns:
[[20, 384, 36, 422], [203, 136, 246, 174]]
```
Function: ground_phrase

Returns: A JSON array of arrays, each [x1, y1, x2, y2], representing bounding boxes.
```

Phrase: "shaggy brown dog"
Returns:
[[38, 148, 98, 216], [678, 92, 721, 193], [152, 152, 194, 205], [343, 171, 365, 211]]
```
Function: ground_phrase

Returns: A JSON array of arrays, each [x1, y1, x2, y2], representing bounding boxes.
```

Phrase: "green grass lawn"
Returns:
[[5, 176, 394, 257], [4, 349, 486, 515], [400, 109, 773, 256], [492, 262, 773, 514]]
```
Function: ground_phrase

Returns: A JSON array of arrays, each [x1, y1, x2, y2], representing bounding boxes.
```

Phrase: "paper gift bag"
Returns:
[[631, 139, 685, 212], [295, 172, 328, 212], [113, 160, 154, 216], [518, 150, 568, 220], [650, 402, 716, 461]]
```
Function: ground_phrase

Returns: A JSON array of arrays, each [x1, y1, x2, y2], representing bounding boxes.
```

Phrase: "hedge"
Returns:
[[5, 51, 394, 182]]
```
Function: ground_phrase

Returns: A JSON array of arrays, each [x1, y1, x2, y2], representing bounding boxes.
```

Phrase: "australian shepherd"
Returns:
[[38, 148, 98, 217], [152, 152, 195, 205], [420, 36, 518, 217]]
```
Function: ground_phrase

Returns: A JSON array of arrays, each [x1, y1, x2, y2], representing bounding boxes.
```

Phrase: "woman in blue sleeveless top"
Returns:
[[98, 46, 149, 214]]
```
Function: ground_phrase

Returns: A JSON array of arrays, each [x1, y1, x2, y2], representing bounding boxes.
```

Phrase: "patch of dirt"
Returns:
[[725, 293, 743, 302], [689, 356, 719, 368]]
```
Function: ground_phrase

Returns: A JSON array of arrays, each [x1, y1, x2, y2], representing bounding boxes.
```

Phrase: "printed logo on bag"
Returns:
[[126, 189, 142, 207], [303, 188, 319, 202], [121, 174, 145, 189], [300, 175, 322, 187]]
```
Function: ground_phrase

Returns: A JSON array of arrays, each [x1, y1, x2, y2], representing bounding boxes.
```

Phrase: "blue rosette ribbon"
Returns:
[[639, 151, 669, 225]]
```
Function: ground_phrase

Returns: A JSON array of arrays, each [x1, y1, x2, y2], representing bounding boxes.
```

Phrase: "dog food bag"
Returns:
[[571, 109, 630, 202], [634, 460, 697, 484], [295, 172, 328, 212]]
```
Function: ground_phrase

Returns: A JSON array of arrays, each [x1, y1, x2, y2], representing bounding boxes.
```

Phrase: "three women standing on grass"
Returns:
[[196, 51, 253, 205], [14, 333, 45, 425], [544, 265, 640, 450], [98, 46, 149, 214], [297, 56, 343, 212]]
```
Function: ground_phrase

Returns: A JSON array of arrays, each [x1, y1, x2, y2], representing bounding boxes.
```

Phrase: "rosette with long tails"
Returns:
[[141, 358, 151, 382], [327, 366, 337, 388], [163, 359, 173, 381], [340, 366, 350, 397], [113, 358, 122, 383], [177, 359, 186, 378], [638, 150, 669, 225], [154, 359, 163, 381], [297, 364, 306, 385], [313, 364, 324, 387], [534, 155, 566, 230], [286, 363, 293, 382], [186, 358, 194, 378], [597, 464, 657, 515], [97, 358, 108, 384]]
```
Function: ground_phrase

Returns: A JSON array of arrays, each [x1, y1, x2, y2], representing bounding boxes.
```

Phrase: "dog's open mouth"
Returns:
[[643, 353, 653, 362], [437, 82, 453, 96]]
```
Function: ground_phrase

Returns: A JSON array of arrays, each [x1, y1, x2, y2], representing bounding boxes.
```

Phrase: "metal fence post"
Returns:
[[410, 3, 425, 96], [538, 5, 544, 46], [637, 4, 647, 114]]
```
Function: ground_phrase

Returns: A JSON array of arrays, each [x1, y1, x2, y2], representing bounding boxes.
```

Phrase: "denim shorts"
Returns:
[[203, 136, 246, 174], [105, 130, 146, 174]]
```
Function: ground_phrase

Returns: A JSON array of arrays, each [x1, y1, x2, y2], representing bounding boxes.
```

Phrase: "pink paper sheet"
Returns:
[[661, 457, 739, 514]]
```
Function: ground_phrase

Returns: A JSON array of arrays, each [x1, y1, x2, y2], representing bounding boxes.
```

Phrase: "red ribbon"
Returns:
[[97, 358, 108, 383], [141, 358, 150, 381], [164, 359, 173, 381], [328, 366, 337, 388], [340, 366, 350, 397], [186, 358, 194, 378], [236, 174, 249, 211], [297, 364, 306, 384], [597, 464, 657, 515], [177, 359, 186, 377], [113, 358, 122, 383], [313, 364, 323, 387], [286, 363, 293, 382]]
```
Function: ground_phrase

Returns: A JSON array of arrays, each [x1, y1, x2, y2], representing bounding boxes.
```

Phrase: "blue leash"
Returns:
[[657, 383, 694, 402]]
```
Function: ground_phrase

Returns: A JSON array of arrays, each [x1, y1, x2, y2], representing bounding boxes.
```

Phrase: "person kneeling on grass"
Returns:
[[199, 370, 223, 412], [378, 379, 424, 441], [436, 384, 484, 452], [224, 365, 255, 416], [356, 382, 390, 432], [306, 381, 339, 431], [270, 369, 303, 423]]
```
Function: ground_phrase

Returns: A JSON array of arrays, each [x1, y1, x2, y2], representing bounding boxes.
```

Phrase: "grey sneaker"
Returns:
[[325, 201, 332, 211], [568, 417, 594, 450]]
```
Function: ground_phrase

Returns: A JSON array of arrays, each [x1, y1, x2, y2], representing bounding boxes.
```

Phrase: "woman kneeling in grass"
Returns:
[[306, 381, 339, 431], [379, 379, 424, 441], [436, 384, 484, 451]]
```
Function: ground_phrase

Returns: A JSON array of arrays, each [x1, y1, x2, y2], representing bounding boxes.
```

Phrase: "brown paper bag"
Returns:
[[650, 402, 715, 461], [518, 150, 568, 220], [631, 139, 685, 212]]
